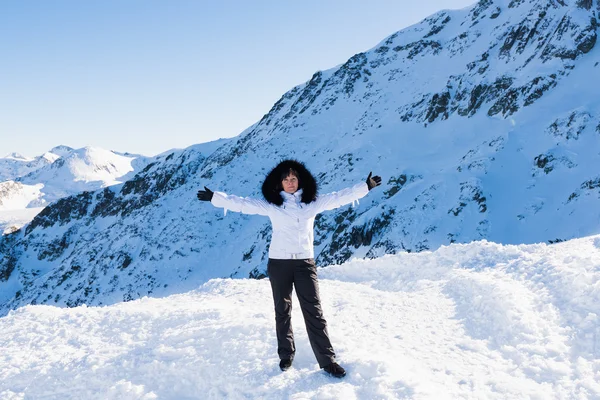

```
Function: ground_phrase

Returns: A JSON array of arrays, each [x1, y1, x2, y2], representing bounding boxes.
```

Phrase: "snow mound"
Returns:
[[1, 236, 599, 399]]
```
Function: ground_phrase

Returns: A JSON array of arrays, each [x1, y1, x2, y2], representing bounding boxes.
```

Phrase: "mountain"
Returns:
[[0, 0, 599, 314], [16, 146, 150, 201], [1, 235, 599, 398], [0, 146, 153, 234], [0, 148, 65, 182], [47, 145, 75, 158]]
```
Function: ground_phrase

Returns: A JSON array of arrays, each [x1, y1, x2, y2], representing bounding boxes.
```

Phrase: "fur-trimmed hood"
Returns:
[[261, 159, 318, 206]]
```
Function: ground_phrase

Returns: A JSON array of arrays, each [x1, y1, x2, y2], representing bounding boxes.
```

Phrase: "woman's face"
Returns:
[[281, 174, 299, 194]]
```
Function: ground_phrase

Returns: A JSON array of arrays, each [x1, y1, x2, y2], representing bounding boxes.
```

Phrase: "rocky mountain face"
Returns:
[[0, 0, 598, 314]]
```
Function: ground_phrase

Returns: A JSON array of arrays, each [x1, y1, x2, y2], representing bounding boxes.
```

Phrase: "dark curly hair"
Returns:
[[262, 159, 318, 206]]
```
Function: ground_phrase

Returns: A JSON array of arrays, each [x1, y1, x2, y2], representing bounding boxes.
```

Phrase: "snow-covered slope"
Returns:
[[1, 236, 599, 399], [17, 146, 147, 200], [0, 146, 154, 233], [0, 181, 44, 210], [0, 0, 599, 313], [0, 147, 65, 182]]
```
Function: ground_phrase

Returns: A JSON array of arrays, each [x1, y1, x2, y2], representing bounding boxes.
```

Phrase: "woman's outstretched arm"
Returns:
[[313, 172, 381, 213], [197, 186, 271, 216]]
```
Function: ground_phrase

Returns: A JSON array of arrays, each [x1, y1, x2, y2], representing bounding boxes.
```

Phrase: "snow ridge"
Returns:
[[0, 146, 153, 233], [1, 236, 599, 399]]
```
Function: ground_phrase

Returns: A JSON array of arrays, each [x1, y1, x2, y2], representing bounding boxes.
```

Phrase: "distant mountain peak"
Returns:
[[3, 152, 29, 161], [49, 145, 74, 157]]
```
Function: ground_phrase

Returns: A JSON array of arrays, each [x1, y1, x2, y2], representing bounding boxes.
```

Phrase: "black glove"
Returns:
[[366, 172, 382, 191], [197, 186, 214, 201]]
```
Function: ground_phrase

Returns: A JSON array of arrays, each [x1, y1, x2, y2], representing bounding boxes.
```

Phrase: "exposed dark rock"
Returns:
[[384, 174, 422, 198], [38, 233, 70, 262], [385, 175, 407, 198], [394, 40, 442, 59], [522, 75, 558, 106], [541, 16, 597, 61], [448, 183, 487, 215], [331, 53, 368, 96], [466, 51, 490, 73], [91, 188, 118, 218], [457, 75, 514, 117], [56, 265, 81, 287], [566, 176, 599, 203], [534, 154, 555, 174], [26, 191, 93, 235], [425, 92, 451, 123], [500, 22, 533, 57], [318, 208, 396, 265], [488, 88, 520, 116], [547, 111, 591, 140], [242, 245, 255, 261], [111, 252, 133, 270], [567, 192, 579, 202], [508, 0, 526, 8], [384, 33, 399, 46], [0, 231, 20, 282], [258, 87, 301, 127], [577, 0, 592, 10], [449, 202, 468, 216], [375, 46, 389, 55], [118, 152, 204, 215], [471, 0, 493, 20], [284, 71, 326, 116], [582, 177, 600, 190], [425, 15, 451, 38], [249, 267, 267, 280], [365, 239, 398, 258], [576, 17, 597, 54]]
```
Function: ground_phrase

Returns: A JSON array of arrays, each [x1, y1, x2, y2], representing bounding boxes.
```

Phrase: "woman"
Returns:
[[197, 159, 381, 378]]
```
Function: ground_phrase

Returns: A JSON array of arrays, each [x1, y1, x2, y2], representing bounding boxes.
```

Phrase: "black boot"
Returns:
[[322, 362, 346, 378], [279, 359, 292, 371]]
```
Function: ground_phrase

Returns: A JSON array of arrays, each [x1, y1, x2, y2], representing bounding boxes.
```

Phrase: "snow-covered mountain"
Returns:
[[1, 0, 599, 313], [0, 146, 154, 233], [0, 146, 68, 182], [16, 146, 150, 201], [1, 236, 599, 399]]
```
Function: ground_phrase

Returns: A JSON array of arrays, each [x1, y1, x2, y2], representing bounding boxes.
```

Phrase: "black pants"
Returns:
[[267, 258, 335, 368]]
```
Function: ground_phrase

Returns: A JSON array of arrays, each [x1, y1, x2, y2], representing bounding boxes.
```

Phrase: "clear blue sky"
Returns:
[[1, 0, 475, 157]]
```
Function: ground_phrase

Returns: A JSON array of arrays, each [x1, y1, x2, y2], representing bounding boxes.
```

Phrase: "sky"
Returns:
[[1, 0, 476, 158]]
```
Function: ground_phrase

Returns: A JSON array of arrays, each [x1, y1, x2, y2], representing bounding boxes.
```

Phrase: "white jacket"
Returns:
[[211, 181, 370, 259]]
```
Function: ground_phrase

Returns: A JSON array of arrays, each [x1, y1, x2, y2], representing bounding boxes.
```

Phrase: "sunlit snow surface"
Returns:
[[1, 236, 599, 399], [0, 208, 44, 234]]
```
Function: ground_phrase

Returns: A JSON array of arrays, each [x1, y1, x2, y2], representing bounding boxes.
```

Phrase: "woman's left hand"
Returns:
[[366, 172, 382, 190]]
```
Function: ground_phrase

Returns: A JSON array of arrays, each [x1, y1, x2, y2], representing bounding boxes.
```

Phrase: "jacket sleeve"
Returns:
[[313, 181, 370, 214], [211, 191, 271, 216]]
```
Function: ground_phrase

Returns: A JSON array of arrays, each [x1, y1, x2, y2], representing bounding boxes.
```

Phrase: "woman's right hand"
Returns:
[[197, 186, 214, 201], [366, 172, 382, 191]]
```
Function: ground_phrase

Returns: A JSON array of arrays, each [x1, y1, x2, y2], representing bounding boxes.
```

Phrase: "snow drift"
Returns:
[[1, 235, 599, 399]]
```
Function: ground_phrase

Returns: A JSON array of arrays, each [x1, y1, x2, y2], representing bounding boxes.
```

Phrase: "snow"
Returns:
[[0, 208, 44, 234], [0, 181, 44, 211], [1, 235, 599, 399], [3, 153, 30, 161], [18, 146, 141, 193], [0, 145, 155, 233]]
